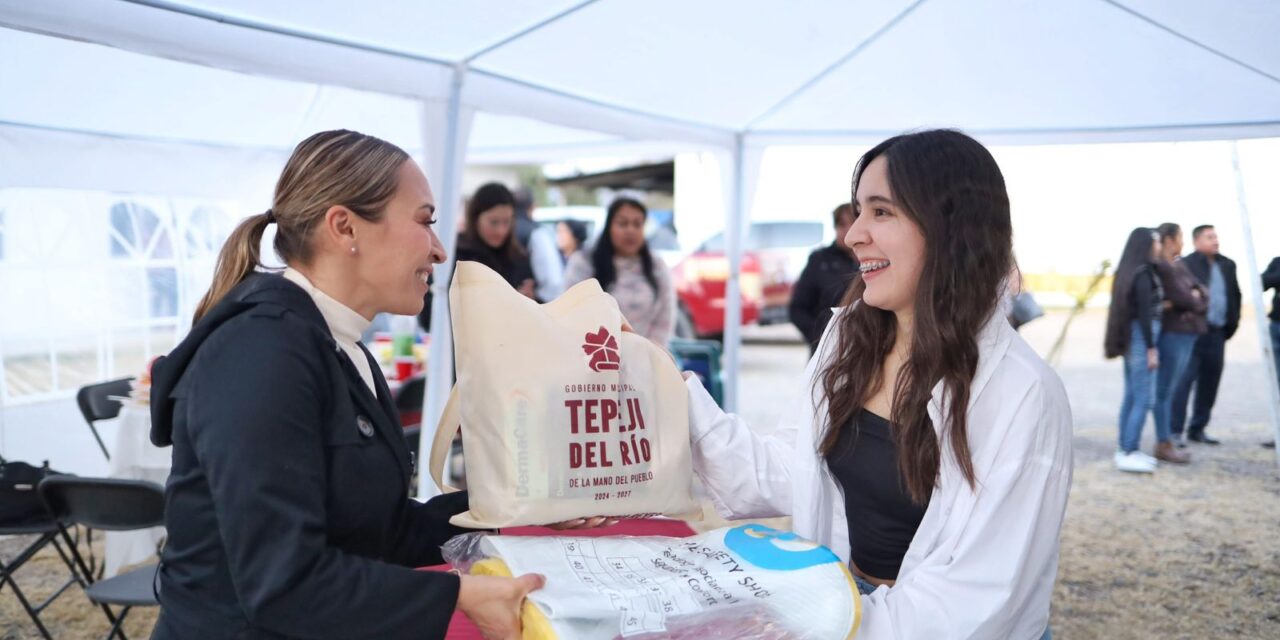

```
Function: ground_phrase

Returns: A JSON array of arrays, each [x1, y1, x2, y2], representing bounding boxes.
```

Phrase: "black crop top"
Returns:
[[824, 409, 929, 580]]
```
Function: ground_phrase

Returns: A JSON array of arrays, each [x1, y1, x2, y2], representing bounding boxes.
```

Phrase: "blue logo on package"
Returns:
[[724, 524, 839, 571]]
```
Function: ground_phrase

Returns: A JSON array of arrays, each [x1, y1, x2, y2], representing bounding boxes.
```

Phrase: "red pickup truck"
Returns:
[[671, 221, 824, 340]]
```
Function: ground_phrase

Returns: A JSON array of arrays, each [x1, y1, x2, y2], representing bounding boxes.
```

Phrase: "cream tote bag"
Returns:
[[430, 262, 699, 528]]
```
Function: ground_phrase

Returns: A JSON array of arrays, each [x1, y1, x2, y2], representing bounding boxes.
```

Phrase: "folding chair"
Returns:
[[76, 377, 135, 461], [39, 476, 165, 640], [0, 459, 90, 640]]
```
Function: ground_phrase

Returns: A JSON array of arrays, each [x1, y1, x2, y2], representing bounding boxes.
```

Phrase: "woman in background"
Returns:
[[454, 182, 535, 299], [565, 198, 676, 345], [556, 219, 588, 265], [419, 183, 537, 332], [1105, 227, 1166, 473], [1152, 222, 1203, 462]]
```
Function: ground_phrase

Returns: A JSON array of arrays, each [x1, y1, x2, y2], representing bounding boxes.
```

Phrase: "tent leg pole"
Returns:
[[1230, 142, 1280, 469]]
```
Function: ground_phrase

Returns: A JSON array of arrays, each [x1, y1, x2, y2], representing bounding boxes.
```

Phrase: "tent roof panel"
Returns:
[[1110, 0, 1280, 79], [0, 0, 1278, 147], [751, 0, 1280, 136], [0, 27, 315, 149], [472, 0, 917, 128], [158, 0, 588, 60]]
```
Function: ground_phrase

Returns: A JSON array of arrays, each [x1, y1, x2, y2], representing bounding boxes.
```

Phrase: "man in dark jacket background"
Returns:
[[789, 203, 859, 353], [1171, 224, 1242, 445]]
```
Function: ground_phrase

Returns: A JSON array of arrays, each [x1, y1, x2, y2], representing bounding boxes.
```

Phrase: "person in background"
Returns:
[[645, 210, 681, 253], [1151, 223, 1201, 465], [1263, 255, 1280, 449], [556, 219, 588, 265], [149, 130, 546, 639], [566, 197, 676, 345], [455, 183, 535, 298], [1104, 228, 1164, 473], [512, 186, 566, 302], [789, 203, 860, 354], [418, 183, 535, 333], [1172, 224, 1242, 446]]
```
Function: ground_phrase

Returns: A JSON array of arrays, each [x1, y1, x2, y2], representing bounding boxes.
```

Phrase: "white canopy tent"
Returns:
[[2, 0, 1278, 487]]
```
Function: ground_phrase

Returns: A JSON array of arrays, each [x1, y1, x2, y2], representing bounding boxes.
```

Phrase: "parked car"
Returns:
[[670, 250, 762, 340], [673, 221, 825, 338]]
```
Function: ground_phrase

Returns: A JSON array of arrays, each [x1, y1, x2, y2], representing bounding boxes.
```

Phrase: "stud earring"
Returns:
[[350, 246, 357, 254]]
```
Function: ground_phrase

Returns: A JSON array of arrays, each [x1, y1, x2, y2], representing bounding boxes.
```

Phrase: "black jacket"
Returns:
[[419, 237, 535, 331], [1181, 251, 1242, 339], [149, 273, 472, 639], [1263, 257, 1280, 323], [789, 244, 858, 352]]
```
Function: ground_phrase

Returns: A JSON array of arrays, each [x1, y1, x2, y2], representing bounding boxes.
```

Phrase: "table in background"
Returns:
[[104, 403, 170, 577]]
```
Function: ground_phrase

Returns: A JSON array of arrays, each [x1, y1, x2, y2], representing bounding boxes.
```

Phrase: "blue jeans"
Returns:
[[1155, 331, 1197, 443], [1119, 320, 1160, 453]]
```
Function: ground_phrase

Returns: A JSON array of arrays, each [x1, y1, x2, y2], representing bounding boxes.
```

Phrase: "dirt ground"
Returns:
[[4, 311, 1279, 638]]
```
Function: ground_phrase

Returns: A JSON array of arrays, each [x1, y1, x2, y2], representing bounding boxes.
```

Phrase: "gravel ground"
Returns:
[[4, 311, 1278, 639], [733, 315, 1280, 640]]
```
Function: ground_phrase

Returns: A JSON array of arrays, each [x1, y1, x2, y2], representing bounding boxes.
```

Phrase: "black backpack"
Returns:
[[0, 456, 65, 527]]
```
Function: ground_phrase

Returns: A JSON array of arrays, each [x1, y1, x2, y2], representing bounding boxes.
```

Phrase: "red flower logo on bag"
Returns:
[[583, 327, 621, 372]]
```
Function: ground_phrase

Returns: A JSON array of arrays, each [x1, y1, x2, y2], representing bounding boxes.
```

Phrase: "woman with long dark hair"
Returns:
[[682, 130, 1070, 639], [418, 183, 536, 332], [565, 198, 675, 344], [455, 182, 535, 299], [555, 219, 588, 264], [1104, 227, 1166, 473]]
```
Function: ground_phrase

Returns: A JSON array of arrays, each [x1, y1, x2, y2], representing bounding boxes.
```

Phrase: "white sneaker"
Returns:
[[1114, 450, 1156, 473], [1117, 448, 1158, 466]]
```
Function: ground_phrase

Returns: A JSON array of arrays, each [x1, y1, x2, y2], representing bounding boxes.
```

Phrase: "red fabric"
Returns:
[[421, 518, 697, 639]]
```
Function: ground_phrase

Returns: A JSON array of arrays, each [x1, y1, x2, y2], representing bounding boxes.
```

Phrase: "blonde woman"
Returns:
[[149, 130, 592, 639]]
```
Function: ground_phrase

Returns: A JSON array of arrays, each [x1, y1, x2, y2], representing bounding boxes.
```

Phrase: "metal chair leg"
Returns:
[[55, 523, 124, 631], [0, 531, 59, 640], [88, 423, 112, 461], [104, 605, 132, 640]]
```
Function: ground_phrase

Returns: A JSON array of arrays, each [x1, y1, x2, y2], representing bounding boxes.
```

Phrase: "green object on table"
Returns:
[[392, 334, 415, 357]]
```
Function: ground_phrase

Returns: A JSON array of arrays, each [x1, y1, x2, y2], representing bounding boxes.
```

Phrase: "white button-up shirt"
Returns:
[[686, 308, 1073, 639]]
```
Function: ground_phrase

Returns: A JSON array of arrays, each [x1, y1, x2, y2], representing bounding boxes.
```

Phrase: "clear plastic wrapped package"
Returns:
[[444, 524, 861, 640]]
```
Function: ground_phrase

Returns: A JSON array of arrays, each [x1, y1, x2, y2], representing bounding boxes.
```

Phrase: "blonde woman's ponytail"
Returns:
[[192, 211, 272, 323]]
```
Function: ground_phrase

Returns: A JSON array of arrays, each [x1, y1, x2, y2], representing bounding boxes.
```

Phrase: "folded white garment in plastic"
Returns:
[[446, 524, 861, 639]]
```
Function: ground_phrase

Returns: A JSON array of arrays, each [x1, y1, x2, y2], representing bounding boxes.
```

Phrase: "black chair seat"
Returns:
[[85, 564, 158, 607], [0, 519, 60, 536], [39, 476, 166, 638]]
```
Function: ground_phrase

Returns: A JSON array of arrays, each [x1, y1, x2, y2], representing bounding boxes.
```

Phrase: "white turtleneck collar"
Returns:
[[282, 267, 377, 395]]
